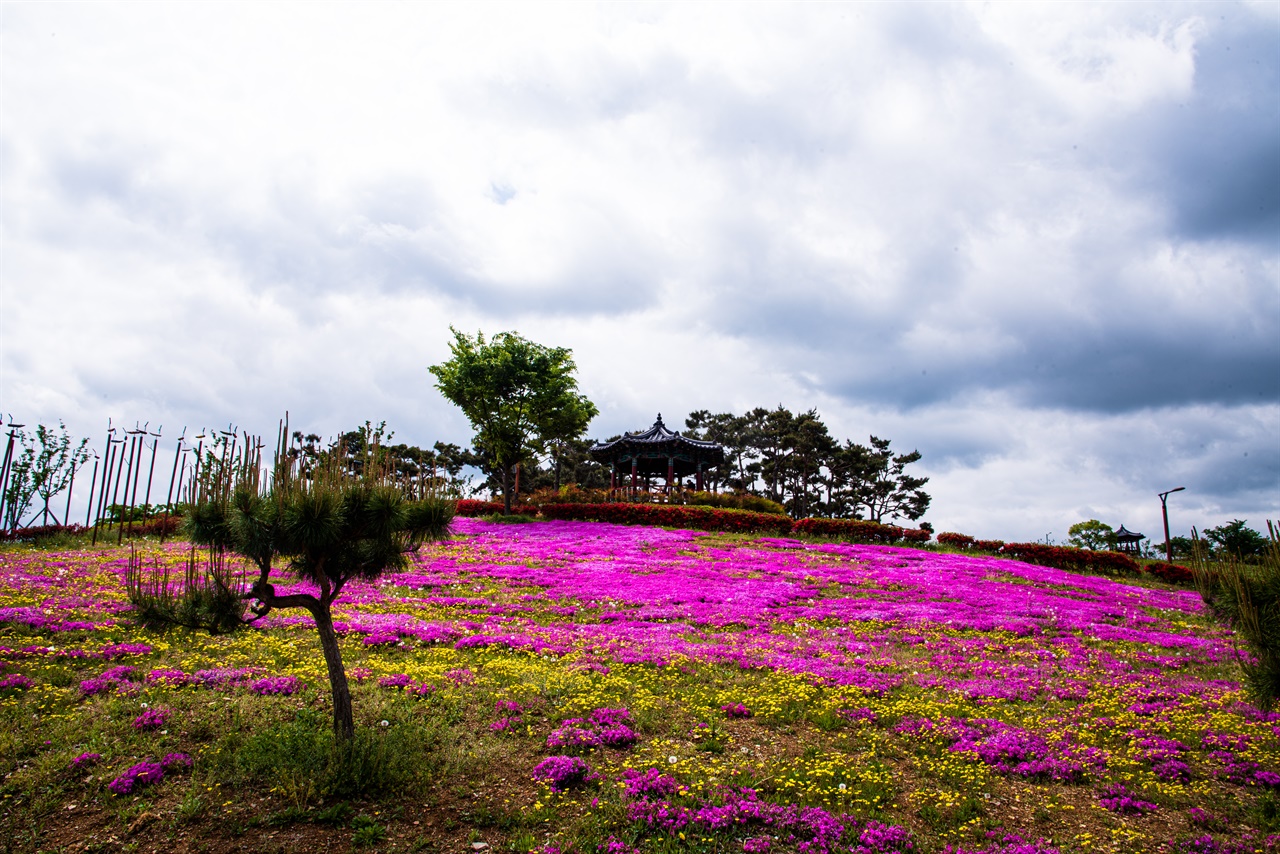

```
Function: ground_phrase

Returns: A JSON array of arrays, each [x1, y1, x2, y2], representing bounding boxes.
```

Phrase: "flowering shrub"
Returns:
[[161, 752, 192, 770], [69, 752, 101, 770], [108, 760, 165, 795], [1097, 783, 1158, 814], [532, 755, 592, 791], [721, 702, 753, 718], [132, 707, 169, 731], [0, 673, 33, 691], [248, 675, 302, 696], [619, 767, 679, 799]]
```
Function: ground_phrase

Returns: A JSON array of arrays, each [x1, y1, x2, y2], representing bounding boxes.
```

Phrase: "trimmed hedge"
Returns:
[[999, 542, 1139, 576], [456, 499, 506, 517], [0, 523, 89, 542], [538, 502, 794, 535], [793, 517, 931, 545], [937, 532, 975, 549], [1144, 561, 1195, 585]]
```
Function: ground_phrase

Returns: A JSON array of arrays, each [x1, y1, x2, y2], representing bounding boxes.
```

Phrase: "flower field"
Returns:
[[1, 518, 1277, 854]]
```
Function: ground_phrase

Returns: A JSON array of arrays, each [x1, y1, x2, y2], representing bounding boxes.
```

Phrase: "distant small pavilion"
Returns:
[[1114, 525, 1144, 555], [589, 414, 725, 495]]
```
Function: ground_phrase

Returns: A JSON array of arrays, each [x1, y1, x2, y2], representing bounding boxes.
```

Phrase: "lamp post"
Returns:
[[1158, 487, 1186, 564]]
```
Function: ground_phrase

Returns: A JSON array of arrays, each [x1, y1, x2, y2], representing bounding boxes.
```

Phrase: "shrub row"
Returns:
[[1143, 561, 1195, 585], [792, 517, 931, 544], [937, 531, 1006, 552], [538, 502, 794, 535], [0, 523, 89, 542], [456, 499, 506, 517], [1000, 542, 1140, 576]]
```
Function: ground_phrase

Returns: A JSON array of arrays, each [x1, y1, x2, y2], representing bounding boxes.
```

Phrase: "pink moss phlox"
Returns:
[[107, 760, 164, 795], [248, 675, 302, 696], [532, 755, 592, 791], [132, 707, 169, 731], [69, 752, 101, 770]]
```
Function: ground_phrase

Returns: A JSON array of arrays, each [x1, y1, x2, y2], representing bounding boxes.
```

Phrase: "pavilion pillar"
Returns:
[[610, 463, 617, 494], [666, 457, 674, 495], [696, 464, 703, 493], [630, 459, 638, 497]]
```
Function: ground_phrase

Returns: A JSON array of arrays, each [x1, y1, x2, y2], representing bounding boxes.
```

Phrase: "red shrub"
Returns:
[[1144, 561, 1195, 585], [974, 539, 1005, 552], [1000, 543, 1139, 576], [937, 532, 976, 549], [0, 523, 88, 542], [792, 517, 931, 545], [538, 503, 794, 535], [456, 499, 506, 517]]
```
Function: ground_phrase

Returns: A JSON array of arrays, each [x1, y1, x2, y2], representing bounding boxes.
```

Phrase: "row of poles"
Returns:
[[0, 416, 267, 546]]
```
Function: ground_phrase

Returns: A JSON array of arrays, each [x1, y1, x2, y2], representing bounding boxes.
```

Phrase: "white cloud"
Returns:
[[2, 1, 1276, 540]]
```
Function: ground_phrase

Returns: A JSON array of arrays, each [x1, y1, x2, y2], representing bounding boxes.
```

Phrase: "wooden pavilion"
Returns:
[[1114, 525, 1144, 555], [589, 414, 725, 496]]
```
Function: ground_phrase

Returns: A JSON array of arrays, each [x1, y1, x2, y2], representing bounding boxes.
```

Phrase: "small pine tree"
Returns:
[[181, 423, 453, 739]]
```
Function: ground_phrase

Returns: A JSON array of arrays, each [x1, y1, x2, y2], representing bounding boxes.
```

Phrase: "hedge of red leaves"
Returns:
[[538, 502, 795, 535], [792, 517, 931, 545], [0, 523, 89, 542], [938, 532, 1006, 553], [999, 542, 1139, 576], [456, 499, 507, 517], [1143, 561, 1195, 585], [937, 532, 976, 549]]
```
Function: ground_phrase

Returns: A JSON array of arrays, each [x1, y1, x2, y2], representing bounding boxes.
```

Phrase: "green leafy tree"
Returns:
[[1205, 520, 1269, 561], [1, 429, 35, 532], [185, 425, 454, 739], [429, 329, 598, 515], [1067, 519, 1117, 551], [31, 422, 91, 526]]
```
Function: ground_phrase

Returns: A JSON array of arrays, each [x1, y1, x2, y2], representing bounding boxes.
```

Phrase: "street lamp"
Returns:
[[1158, 487, 1186, 564]]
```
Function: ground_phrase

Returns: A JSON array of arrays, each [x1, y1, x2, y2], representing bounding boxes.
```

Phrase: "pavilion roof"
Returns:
[[1114, 525, 1144, 541], [589, 414, 725, 469]]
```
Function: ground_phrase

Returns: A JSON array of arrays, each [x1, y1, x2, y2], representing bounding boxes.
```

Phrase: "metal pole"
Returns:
[[142, 427, 161, 522], [1159, 487, 1186, 564], [120, 431, 142, 544], [62, 458, 78, 529], [0, 420, 26, 530], [83, 455, 99, 527]]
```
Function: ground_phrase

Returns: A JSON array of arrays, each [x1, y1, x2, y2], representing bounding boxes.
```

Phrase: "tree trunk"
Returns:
[[312, 603, 355, 741], [501, 464, 512, 516]]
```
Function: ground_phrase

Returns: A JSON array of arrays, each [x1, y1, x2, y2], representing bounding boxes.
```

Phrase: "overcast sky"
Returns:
[[2, 1, 1277, 542]]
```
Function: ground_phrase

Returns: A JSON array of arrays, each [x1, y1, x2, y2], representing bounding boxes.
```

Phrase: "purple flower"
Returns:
[[0, 674, 33, 690], [132, 707, 169, 731], [743, 838, 771, 854], [160, 752, 192, 771], [1097, 783, 1157, 814], [378, 674, 414, 689], [248, 675, 303, 696], [108, 761, 165, 795], [619, 767, 678, 799], [532, 755, 591, 791], [69, 752, 101, 770], [721, 702, 753, 719]]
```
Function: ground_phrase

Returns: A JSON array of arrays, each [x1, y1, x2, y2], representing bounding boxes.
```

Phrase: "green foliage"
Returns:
[[125, 545, 248, 634], [1205, 519, 1269, 560], [429, 328, 598, 514], [213, 709, 446, 802], [184, 421, 456, 739], [1067, 520, 1117, 551], [1193, 522, 1280, 710]]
